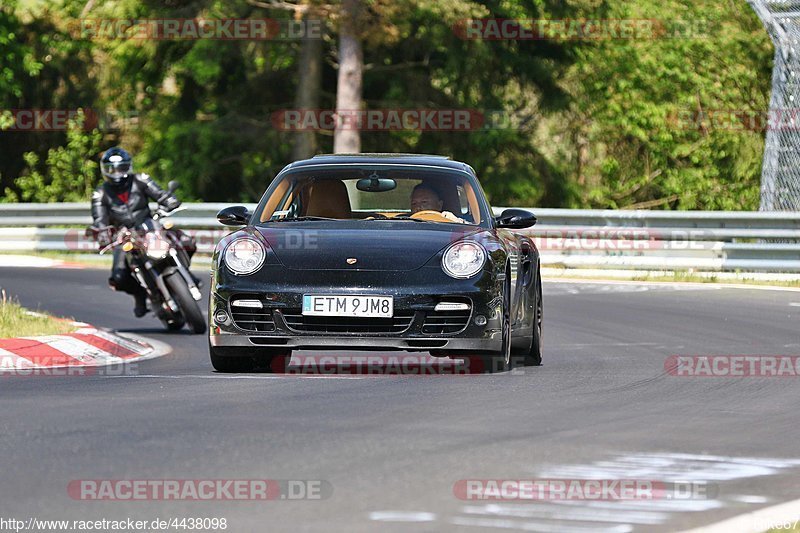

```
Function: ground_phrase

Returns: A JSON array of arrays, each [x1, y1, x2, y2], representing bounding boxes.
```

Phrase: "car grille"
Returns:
[[229, 297, 276, 332], [280, 310, 415, 334], [422, 309, 472, 334]]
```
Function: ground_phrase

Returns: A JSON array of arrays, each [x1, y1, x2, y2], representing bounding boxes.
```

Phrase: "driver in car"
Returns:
[[410, 184, 465, 223]]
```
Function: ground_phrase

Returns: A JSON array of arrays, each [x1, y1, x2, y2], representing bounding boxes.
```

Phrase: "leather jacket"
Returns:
[[91, 173, 181, 229]]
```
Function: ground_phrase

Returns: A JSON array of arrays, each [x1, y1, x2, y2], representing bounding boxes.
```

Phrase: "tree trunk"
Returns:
[[291, 20, 323, 160], [333, 0, 363, 154]]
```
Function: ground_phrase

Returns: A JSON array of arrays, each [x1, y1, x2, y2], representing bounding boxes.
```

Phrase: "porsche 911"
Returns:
[[208, 154, 542, 373]]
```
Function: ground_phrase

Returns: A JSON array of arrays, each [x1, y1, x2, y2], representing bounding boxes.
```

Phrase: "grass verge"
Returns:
[[0, 290, 77, 338], [630, 271, 800, 288]]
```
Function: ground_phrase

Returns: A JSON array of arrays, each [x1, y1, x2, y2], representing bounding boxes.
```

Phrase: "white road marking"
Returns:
[[462, 503, 670, 525], [730, 495, 769, 504], [449, 453, 800, 532], [368, 511, 437, 522], [546, 278, 800, 293], [789, 302, 800, 307], [544, 282, 721, 296], [678, 497, 800, 533], [535, 453, 800, 482], [450, 515, 632, 533]]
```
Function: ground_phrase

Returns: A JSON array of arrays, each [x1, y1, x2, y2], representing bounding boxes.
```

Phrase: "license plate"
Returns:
[[302, 295, 393, 318]]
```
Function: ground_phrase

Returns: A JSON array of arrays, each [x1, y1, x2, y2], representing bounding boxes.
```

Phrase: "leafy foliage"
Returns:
[[5, 111, 101, 202], [564, 0, 771, 209], [0, 0, 776, 210]]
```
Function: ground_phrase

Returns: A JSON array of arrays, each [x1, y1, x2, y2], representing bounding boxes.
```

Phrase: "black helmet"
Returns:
[[100, 147, 133, 185]]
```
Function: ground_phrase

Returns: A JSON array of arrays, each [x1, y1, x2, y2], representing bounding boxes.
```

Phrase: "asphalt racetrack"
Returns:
[[2, 266, 800, 532]]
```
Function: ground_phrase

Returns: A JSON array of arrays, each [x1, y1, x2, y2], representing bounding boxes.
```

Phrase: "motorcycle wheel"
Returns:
[[165, 273, 206, 334], [164, 317, 185, 331]]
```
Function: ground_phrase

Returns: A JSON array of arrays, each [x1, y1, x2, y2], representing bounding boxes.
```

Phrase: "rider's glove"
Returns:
[[96, 229, 111, 249], [160, 195, 181, 213]]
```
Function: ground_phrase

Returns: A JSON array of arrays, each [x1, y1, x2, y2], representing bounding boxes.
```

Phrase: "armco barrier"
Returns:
[[0, 203, 799, 272]]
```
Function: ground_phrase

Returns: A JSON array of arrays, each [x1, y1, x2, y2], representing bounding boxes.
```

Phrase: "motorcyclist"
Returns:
[[90, 147, 185, 317]]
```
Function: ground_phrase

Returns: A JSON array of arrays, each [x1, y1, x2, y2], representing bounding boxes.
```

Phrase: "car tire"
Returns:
[[477, 271, 512, 373], [209, 344, 290, 373], [523, 271, 543, 367]]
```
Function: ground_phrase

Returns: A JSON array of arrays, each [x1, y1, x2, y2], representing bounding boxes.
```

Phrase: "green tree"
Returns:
[[1, 0, 100, 201], [562, 0, 771, 209], [5, 111, 102, 202]]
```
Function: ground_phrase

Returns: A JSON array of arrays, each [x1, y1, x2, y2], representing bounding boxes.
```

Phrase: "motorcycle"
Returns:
[[87, 183, 206, 334]]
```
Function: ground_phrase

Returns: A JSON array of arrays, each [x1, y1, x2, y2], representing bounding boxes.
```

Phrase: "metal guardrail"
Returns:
[[1, 203, 799, 272]]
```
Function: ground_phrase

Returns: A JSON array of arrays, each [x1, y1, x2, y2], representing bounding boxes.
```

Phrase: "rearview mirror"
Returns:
[[167, 180, 180, 194], [356, 177, 396, 192], [495, 208, 537, 229], [217, 205, 251, 226]]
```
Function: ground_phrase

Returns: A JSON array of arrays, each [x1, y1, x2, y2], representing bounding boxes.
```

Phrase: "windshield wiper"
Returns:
[[268, 216, 338, 222], [360, 216, 427, 222]]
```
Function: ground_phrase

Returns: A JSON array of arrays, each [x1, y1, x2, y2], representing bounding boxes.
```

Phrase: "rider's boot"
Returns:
[[133, 292, 149, 317]]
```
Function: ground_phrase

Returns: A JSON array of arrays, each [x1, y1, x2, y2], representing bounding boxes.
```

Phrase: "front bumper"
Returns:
[[209, 265, 504, 354], [210, 334, 500, 353]]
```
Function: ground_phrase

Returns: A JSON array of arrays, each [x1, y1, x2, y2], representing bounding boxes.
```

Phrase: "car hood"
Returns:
[[255, 221, 484, 271]]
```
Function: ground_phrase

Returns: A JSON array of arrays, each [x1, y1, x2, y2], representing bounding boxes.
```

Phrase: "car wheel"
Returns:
[[477, 272, 512, 373], [523, 272, 543, 366], [209, 344, 291, 373]]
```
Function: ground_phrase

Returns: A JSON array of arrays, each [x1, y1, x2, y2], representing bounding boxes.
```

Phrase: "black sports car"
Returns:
[[208, 154, 542, 373]]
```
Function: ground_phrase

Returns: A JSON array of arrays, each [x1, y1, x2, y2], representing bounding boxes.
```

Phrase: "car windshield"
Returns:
[[252, 164, 492, 227]]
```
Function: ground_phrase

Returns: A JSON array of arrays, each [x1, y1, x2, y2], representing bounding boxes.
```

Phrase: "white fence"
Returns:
[[1, 203, 799, 272]]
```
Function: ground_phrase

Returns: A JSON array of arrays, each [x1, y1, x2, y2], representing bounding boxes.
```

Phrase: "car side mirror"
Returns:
[[217, 205, 251, 226], [495, 208, 537, 229]]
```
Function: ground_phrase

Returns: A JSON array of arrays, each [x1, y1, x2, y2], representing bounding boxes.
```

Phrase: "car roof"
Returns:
[[282, 153, 474, 174]]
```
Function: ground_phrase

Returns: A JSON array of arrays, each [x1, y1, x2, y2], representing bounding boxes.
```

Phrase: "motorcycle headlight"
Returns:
[[145, 233, 170, 260], [224, 237, 266, 275], [442, 241, 486, 279]]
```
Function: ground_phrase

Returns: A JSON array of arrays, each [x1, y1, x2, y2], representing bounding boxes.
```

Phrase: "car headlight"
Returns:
[[442, 241, 486, 279], [224, 237, 266, 275]]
